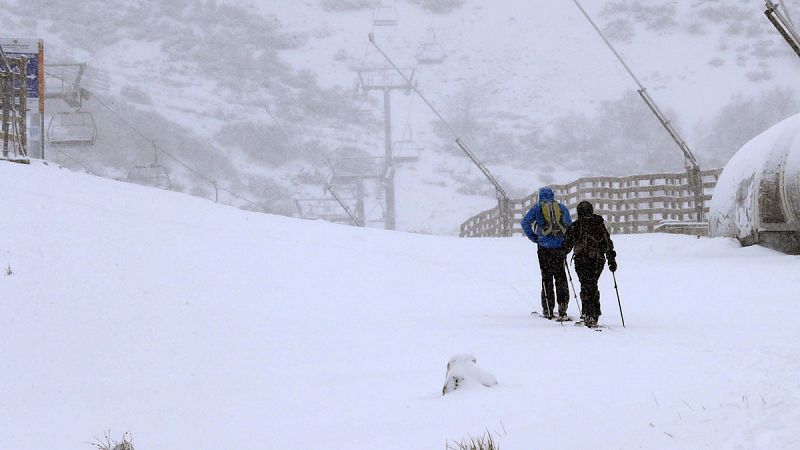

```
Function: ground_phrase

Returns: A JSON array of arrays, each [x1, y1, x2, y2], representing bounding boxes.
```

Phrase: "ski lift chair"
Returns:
[[47, 111, 97, 147], [127, 163, 172, 190], [373, 6, 398, 26], [416, 28, 445, 64], [327, 156, 385, 179], [392, 126, 422, 163], [416, 43, 445, 64], [295, 198, 359, 224]]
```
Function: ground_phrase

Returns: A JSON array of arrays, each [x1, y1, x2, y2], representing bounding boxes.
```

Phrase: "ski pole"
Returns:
[[564, 260, 581, 316], [541, 279, 553, 318], [612, 272, 626, 328]]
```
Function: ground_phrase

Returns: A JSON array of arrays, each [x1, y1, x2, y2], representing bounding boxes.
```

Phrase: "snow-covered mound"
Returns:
[[709, 113, 800, 253], [2, 163, 800, 449], [442, 353, 498, 395]]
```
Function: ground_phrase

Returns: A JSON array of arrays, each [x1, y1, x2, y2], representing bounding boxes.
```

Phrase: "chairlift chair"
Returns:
[[392, 126, 422, 162], [416, 28, 445, 64], [373, 6, 398, 26], [47, 111, 97, 147], [295, 198, 359, 224], [127, 163, 172, 190], [327, 156, 385, 179], [416, 43, 445, 64]]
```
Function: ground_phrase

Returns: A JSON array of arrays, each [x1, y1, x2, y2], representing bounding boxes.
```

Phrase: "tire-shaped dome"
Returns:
[[708, 114, 800, 254]]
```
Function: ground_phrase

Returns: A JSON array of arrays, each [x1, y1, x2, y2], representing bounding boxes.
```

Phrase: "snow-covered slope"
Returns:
[[2, 163, 799, 449]]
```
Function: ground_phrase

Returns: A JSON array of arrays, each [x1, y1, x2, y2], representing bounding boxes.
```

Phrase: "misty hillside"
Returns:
[[2, 0, 799, 233]]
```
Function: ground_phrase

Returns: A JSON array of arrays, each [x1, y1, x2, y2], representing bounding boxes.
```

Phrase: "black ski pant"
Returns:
[[537, 247, 569, 315], [574, 255, 605, 320]]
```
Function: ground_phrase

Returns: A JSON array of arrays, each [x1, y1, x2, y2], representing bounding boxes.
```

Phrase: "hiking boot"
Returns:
[[586, 317, 598, 328], [543, 309, 554, 319]]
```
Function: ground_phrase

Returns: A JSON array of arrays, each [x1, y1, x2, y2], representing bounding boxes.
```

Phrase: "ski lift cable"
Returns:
[[364, 197, 384, 219], [44, 69, 77, 86], [571, 0, 705, 220], [570, 0, 645, 89], [49, 145, 100, 176], [90, 93, 264, 210], [781, 0, 797, 27], [263, 104, 330, 173], [368, 33, 508, 199], [359, 5, 381, 66], [156, 145, 263, 210], [264, 104, 364, 226], [570, 0, 699, 166]]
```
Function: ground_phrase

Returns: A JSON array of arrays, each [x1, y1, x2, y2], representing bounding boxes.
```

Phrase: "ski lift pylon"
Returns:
[[47, 111, 97, 147], [373, 5, 398, 26]]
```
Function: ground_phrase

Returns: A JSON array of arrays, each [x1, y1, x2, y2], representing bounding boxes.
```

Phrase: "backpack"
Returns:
[[574, 219, 610, 258], [539, 201, 567, 237]]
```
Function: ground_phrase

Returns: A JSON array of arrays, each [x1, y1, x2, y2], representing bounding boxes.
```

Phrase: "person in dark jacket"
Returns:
[[563, 201, 617, 327], [521, 187, 573, 319]]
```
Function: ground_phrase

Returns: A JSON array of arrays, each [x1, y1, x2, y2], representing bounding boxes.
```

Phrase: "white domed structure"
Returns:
[[708, 114, 800, 254]]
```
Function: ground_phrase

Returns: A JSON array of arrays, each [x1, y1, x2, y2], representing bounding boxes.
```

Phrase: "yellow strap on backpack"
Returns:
[[541, 201, 566, 236]]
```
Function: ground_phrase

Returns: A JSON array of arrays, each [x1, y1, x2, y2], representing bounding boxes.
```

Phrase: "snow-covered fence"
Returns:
[[460, 204, 508, 238], [460, 169, 723, 237]]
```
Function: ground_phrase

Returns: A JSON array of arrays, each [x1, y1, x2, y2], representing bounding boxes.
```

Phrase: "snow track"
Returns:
[[1, 162, 799, 449]]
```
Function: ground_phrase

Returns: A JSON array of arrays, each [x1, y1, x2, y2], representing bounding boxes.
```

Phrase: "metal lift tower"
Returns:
[[355, 65, 417, 230], [368, 33, 513, 236]]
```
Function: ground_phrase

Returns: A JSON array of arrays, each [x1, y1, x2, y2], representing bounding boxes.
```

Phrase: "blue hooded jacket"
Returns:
[[521, 187, 572, 248]]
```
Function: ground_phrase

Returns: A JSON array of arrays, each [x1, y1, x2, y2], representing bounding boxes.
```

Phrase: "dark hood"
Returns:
[[577, 201, 594, 219]]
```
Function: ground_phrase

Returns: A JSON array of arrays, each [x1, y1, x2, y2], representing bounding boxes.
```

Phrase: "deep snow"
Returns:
[[1, 162, 799, 449]]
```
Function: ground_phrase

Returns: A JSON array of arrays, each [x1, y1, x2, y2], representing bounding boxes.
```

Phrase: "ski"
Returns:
[[531, 311, 558, 320], [574, 320, 606, 331], [531, 311, 575, 322]]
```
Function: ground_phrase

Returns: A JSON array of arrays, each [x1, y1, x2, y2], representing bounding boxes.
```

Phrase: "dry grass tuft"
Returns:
[[89, 431, 134, 450], [446, 431, 500, 450]]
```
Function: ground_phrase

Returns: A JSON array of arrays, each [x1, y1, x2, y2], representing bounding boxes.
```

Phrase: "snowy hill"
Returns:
[[3, 0, 800, 234], [2, 161, 800, 449]]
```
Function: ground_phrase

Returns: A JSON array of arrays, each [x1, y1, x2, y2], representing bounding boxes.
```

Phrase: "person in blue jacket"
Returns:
[[521, 187, 573, 319]]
